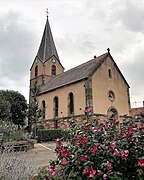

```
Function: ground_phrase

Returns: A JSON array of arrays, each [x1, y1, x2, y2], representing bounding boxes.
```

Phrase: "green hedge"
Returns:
[[37, 129, 69, 142]]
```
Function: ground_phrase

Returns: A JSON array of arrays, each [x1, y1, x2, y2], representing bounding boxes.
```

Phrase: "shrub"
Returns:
[[37, 129, 68, 142], [46, 114, 144, 179], [30, 166, 49, 180], [0, 131, 27, 143], [0, 121, 27, 143]]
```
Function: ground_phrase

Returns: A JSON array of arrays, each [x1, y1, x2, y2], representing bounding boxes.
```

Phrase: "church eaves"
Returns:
[[37, 17, 59, 62]]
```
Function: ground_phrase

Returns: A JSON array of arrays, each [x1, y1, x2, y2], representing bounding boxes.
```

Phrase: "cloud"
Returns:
[[0, 11, 37, 100], [120, 1, 144, 33]]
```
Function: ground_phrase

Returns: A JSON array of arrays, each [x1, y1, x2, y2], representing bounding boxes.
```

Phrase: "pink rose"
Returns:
[[57, 145, 63, 151], [132, 123, 137, 128], [114, 149, 119, 156], [56, 138, 61, 145], [110, 141, 116, 150], [115, 120, 119, 124], [103, 174, 107, 180], [84, 125, 89, 130], [138, 159, 144, 168], [89, 169, 96, 178], [140, 123, 144, 127], [80, 155, 87, 162], [97, 170, 103, 176], [121, 150, 129, 160], [84, 138, 89, 143], [61, 157, 68, 165], [141, 129, 144, 133], [128, 129, 134, 135], [106, 161, 113, 170], [61, 149, 69, 157]]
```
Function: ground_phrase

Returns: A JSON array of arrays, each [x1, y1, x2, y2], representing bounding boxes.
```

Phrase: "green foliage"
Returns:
[[28, 83, 42, 124], [0, 131, 27, 143], [0, 121, 27, 142], [28, 83, 42, 138], [0, 90, 27, 128], [30, 166, 49, 180], [37, 129, 68, 142], [0, 96, 11, 121]]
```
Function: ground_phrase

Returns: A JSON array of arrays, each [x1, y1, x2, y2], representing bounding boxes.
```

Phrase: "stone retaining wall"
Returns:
[[38, 113, 131, 129]]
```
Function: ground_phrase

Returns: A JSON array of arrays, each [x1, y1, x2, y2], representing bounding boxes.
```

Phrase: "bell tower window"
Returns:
[[35, 65, 38, 77], [108, 69, 112, 78], [52, 65, 56, 76]]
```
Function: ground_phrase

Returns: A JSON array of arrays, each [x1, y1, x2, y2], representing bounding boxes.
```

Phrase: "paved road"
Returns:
[[29, 142, 57, 169]]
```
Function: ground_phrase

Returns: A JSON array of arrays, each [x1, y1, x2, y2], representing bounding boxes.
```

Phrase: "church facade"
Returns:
[[29, 17, 130, 128]]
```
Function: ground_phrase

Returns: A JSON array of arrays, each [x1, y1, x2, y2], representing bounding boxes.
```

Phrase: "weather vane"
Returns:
[[46, 8, 49, 18]]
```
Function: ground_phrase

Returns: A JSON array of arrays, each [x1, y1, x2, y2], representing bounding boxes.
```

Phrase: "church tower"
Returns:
[[29, 15, 64, 103]]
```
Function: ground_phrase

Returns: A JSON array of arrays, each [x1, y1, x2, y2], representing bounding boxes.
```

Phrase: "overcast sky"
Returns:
[[0, 0, 144, 108]]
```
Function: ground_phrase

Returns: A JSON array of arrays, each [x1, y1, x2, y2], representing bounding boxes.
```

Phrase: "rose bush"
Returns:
[[46, 115, 144, 180]]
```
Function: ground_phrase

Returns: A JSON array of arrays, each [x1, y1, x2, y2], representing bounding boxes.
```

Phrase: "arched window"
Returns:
[[35, 65, 38, 77], [53, 97, 58, 118], [107, 107, 118, 120], [108, 90, 115, 102], [53, 96, 58, 129], [108, 69, 112, 78], [42, 100, 46, 119], [68, 92, 74, 115], [51, 65, 56, 76]]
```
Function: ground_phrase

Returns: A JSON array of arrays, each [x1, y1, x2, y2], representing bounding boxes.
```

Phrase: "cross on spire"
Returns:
[[107, 48, 110, 53], [46, 8, 49, 18]]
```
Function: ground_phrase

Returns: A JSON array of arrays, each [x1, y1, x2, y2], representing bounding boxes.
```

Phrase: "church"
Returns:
[[29, 16, 130, 128]]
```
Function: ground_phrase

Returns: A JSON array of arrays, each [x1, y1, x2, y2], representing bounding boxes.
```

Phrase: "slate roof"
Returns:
[[37, 17, 59, 62], [39, 53, 109, 94]]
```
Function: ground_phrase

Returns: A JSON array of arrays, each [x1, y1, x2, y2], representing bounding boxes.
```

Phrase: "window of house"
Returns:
[[108, 69, 112, 78], [68, 92, 74, 115], [42, 100, 46, 119], [52, 65, 56, 76], [35, 65, 38, 77]]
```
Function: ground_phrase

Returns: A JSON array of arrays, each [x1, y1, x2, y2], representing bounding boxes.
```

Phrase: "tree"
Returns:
[[28, 83, 42, 138], [0, 95, 11, 121], [0, 90, 27, 129]]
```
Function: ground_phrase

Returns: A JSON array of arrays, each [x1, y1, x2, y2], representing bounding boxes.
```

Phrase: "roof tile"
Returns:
[[40, 53, 108, 94]]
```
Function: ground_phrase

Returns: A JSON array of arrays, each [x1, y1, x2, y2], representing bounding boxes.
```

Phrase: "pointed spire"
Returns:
[[37, 15, 59, 62]]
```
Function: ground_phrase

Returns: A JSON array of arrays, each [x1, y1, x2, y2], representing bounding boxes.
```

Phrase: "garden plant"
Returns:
[[40, 112, 144, 180], [0, 145, 39, 180]]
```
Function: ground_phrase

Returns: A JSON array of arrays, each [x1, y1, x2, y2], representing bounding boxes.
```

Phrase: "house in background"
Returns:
[[29, 17, 130, 128], [130, 102, 144, 118]]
